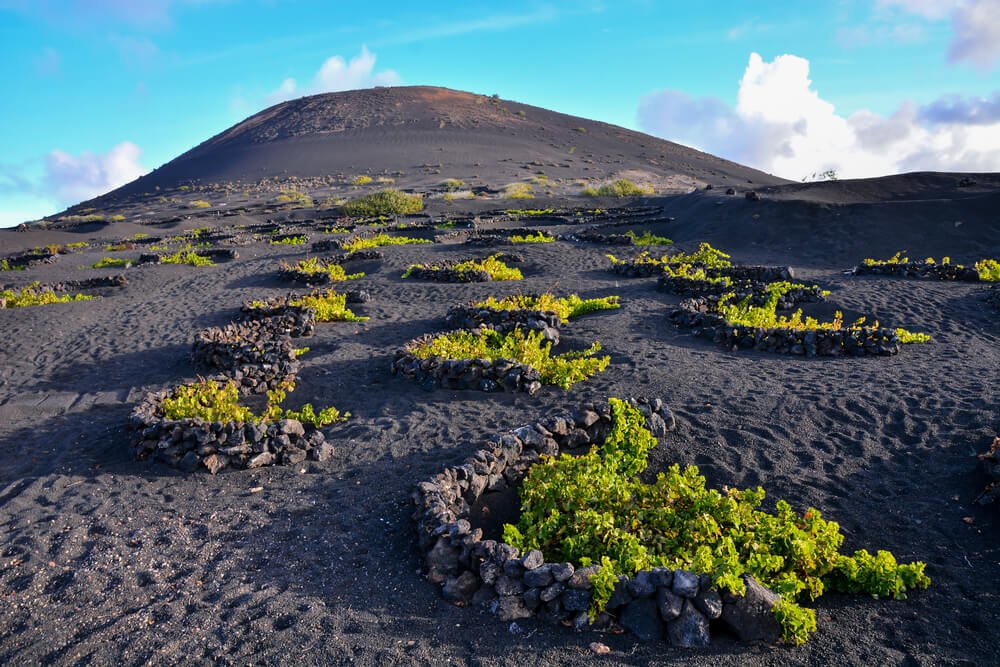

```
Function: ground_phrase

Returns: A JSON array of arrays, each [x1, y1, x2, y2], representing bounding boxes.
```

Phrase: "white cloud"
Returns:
[[44, 141, 147, 204], [877, 0, 1000, 70], [264, 46, 401, 106], [637, 52, 1000, 180]]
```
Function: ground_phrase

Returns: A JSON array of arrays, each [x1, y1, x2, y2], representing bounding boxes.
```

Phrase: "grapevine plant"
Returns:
[[0, 282, 94, 308], [280, 257, 364, 281], [862, 251, 1000, 281], [625, 230, 673, 246], [471, 293, 619, 323], [407, 328, 609, 389], [340, 232, 431, 253], [402, 254, 523, 281], [607, 242, 732, 270], [715, 282, 931, 343], [161, 377, 347, 427], [503, 399, 930, 645], [509, 232, 555, 243]]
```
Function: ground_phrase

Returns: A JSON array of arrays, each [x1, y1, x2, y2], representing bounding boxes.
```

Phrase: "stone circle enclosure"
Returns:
[[412, 398, 783, 646]]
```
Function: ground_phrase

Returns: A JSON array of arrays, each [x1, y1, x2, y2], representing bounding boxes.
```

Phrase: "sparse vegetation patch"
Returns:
[[1, 282, 94, 309], [342, 189, 424, 217]]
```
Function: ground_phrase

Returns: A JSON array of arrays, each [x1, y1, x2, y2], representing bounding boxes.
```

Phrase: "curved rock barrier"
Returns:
[[403, 262, 493, 283], [708, 265, 794, 282], [668, 296, 900, 357], [853, 263, 980, 281], [444, 305, 562, 343], [975, 437, 1000, 506], [392, 335, 543, 393], [411, 398, 781, 646], [42, 274, 129, 292], [192, 319, 301, 393], [238, 302, 317, 338], [129, 390, 332, 474], [137, 248, 239, 265], [561, 231, 636, 245]]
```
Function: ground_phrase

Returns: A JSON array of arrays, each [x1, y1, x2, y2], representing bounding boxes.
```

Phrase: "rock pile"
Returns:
[[129, 392, 333, 474], [404, 262, 493, 283], [975, 437, 1000, 506], [853, 262, 980, 281], [444, 305, 562, 343], [392, 335, 544, 394], [412, 398, 783, 646], [192, 319, 302, 393], [668, 296, 900, 357]]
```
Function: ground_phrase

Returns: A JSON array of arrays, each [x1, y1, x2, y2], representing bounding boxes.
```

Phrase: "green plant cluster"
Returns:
[[188, 200, 211, 209], [661, 263, 732, 286], [504, 183, 534, 199], [441, 178, 465, 191], [472, 293, 619, 323], [280, 257, 364, 281], [509, 232, 555, 243], [505, 208, 555, 216], [625, 230, 672, 246], [269, 235, 307, 245], [502, 399, 930, 645], [92, 257, 132, 269], [342, 189, 424, 216], [105, 242, 135, 252], [402, 254, 523, 281], [341, 232, 431, 253], [862, 251, 1000, 281], [161, 246, 214, 266], [161, 377, 348, 427], [583, 179, 654, 197], [352, 175, 374, 186], [607, 243, 732, 270], [287, 290, 368, 322], [715, 281, 929, 342], [0, 259, 25, 271], [408, 328, 609, 389], [1, 282, 94, 308], [274, 190, 314, 207]]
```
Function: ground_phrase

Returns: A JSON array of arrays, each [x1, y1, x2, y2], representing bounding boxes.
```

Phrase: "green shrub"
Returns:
[[65, 241, 89, 250], [408, 328, 609, 389], [607, 243, 731, 270], [188, 200, 211, 209], [660, 263, 732, 287], [975, 259, 1000, 281], [503, 399, 930, 644], [895, 328, 932, 344], [352, 175, 374, 186], [274, 190, 314, 207], [342, 189, 424, 216], [341, 232, 431, 253], [626, 230, 672, 246], [441, 178, 465, 191], [269, 235, 307, 245], [472, 293, 619, 322], [1, 282, 94, 308], [280, 257, 363, 281], [162, 246, 213, 266], [509, 232, 554, 243], [505, 208, 554, 216], [583, 179, 654, 197], [0, 259, 25, 271], [162, 377, 348, 427], [105, 242, 135, 251], [503, 183, 534, 199], [287, 290, 368, 322], [92, 257, 132, 269], [402, 254, 522, 281]]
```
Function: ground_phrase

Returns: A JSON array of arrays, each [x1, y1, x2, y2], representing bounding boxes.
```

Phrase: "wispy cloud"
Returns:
[[374, 6, 560, 46], [873, 0, 1000, 70]]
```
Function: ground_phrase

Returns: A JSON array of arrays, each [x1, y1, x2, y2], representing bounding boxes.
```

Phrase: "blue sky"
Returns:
[[1, 0, 998, 226]]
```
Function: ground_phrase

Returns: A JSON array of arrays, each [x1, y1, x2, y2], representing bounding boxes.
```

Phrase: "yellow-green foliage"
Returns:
[[162, 378, 348, 427], [92, 257, 132, 269], [608, 243, 732, 270], [409, 328, 610, 389], [505, 208, 554, 216], [1, 259, 25, 271], [504, 183, 534, 199], [661, 263, 732, 286], [188, 200, 211, 209], [269, 235, 307, 245], [583, 179, 654, 197], [110, 214, 126, 222], [402, 254, 523, 281], [503, 399, 930, 645], [895, 328, 932, 344], [280, 257, 364, 281], [0, 282, 94, 308], [441, 178, 465, 191], [472, 293, 620, 323], [288, 290, 368, 322], [274, 190, 314, 207], [626, 230, 672, 246], [975, 259, 1000, 281], [342, 189, 424, 216], [340, 232, 432, 252], [65, 241, 89, 249], [58, 214, 106, 223], [352, 175, 374, 186], [509, 232, 555, 243], [162, 246, 213, 266]]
